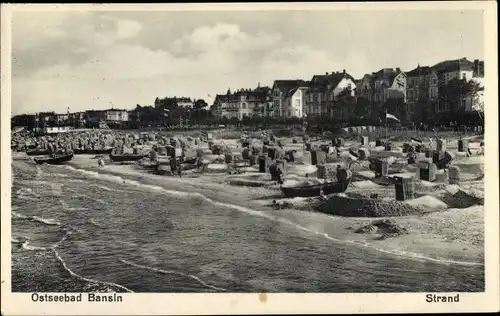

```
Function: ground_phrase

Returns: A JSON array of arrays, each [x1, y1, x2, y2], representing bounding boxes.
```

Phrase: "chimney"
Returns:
[[343, 69, 346, 74], [325, 72, 329, 75], [396, 67, 401, 72]]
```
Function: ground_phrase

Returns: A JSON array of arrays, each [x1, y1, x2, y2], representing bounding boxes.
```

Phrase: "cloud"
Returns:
[[13, 21, 344, 113], [103, 15, 143, 39], [11, 10, 484, 115]]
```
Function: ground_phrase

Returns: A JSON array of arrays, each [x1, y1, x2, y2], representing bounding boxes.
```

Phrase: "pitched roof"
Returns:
[[214, 94, 230, 103], [432, 58, 474, 73], [308, 71, 355, 92], [272, 79, 307, 97], [214, 87, 270, 103], [406, 66, 432, 77], [284, 86, 308, 98], [371, 68, 402, 88]]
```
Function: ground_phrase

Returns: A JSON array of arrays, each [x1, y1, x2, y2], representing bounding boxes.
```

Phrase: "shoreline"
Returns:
[[57, 154, 484, 266]]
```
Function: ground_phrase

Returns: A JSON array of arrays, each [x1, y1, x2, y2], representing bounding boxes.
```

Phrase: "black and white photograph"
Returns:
[[1, 2, 498, 315]]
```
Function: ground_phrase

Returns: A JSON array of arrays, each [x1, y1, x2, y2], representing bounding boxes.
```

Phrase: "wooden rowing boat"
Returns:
[[34, 153, 74, 165], [73, 148, 113, 155], [26, 149, 53, 156], [280, 179, 351, 198], [109, 152, 146, 162]]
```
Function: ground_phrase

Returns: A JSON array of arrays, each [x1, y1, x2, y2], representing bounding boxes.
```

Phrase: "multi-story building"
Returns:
[[433, 57, 475, 85], [355, 68, 407, 118], [155, 96, 193, 109], [432, 57, 477, 113], [371, 68, 407, 103], [105, 109, 129, 122], [85, 110, 107, 124], [253, 85, 273, 117], [406, 65, 436, 117], [406, 58, 484, 119], [356, 74, 374, 102], [211, 85, 272, 120], [464, 59, 485, 113], [304, 70, 356, 118], [271, 80, 307, 118], [56, 113, 69, 123], [281, 84, 308, 118]]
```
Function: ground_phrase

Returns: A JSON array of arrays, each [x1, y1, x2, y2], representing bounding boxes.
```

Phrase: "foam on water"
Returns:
[[15, 215, 133, 292], [53, 249, 134, 293], [59, 165, 483, 267], [120, 259, 227, 292], [31, 216, 61, 226], [13, 212, 62, 226]]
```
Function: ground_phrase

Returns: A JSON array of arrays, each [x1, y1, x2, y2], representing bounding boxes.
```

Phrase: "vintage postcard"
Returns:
[[1, 2, 499, 315]]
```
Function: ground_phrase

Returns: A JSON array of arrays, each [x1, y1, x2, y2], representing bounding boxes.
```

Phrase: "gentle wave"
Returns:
[[64, 187, 107, 204], [120, 259, 227, 292], [22, 241, 50, 251], [53, 249, 134, 293], [60, 165, 483, 267], [16, 226, 133, 293], [12, 211, 62, 226], [88, 218, 106, 228], [12, 236, 30, 244], [12, 211, 29, 219], [31, 216, 61, 226], [91, 184, 116, 192]]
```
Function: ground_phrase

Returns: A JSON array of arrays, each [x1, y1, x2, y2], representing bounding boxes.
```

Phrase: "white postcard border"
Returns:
[[1, 2, 498, 315]]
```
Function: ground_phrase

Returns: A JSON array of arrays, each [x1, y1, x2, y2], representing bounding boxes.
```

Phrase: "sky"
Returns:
[[11, 8, 484, 115]]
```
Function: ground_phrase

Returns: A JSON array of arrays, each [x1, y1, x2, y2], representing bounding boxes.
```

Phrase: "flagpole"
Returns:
[[385, 108, 388, 141]]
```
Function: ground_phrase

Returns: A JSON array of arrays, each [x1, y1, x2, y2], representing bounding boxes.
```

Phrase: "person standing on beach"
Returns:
[[177, 160, 183, 177]]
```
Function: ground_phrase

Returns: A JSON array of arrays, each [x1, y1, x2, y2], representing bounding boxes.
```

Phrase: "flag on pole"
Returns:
[[386, 113, 400, 122], [410, 137, 423, 144], [348, 148, 359, 160]]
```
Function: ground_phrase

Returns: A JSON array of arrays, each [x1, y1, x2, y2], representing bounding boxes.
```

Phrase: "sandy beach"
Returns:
[[46, 132, 484, 266]]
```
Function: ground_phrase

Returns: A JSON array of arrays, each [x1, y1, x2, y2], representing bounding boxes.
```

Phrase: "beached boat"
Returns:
[[183, 157, 198, 164], [280, 179, 351, 198], [26, 149, 53, 156], [109, 152, 146, 162], [34, 153, 74, 165], [73, 148, 113, 155]]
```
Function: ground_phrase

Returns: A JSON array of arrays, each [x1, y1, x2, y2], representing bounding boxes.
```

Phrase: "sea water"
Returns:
[[11, 159, 484, 292]]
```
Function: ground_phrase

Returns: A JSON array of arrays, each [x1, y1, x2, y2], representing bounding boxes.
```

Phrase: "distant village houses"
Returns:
[[211, 84, 272, 120], [12, 57, 485, 130], [304, 69, 357, 119], [155, 96, 194, 109]]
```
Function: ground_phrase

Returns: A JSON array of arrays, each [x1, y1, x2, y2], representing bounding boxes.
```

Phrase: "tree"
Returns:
[[440, 78, 484, 111], [332, 87, 356, 123], [354, 97, 371, 118], [194, 99, 208, 110], [382, 97, 407, 122], [438, 78, 484, 126]]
